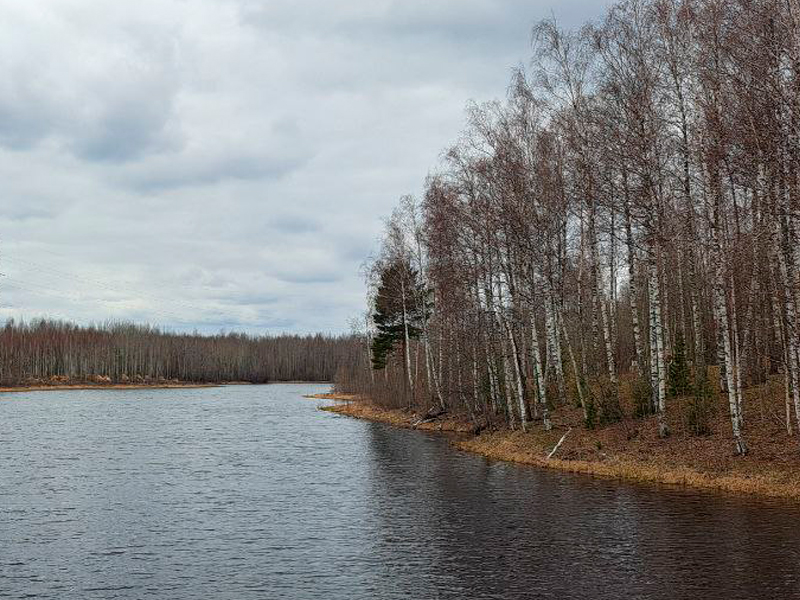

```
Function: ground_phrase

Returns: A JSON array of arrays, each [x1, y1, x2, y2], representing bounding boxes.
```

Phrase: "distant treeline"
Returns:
[[0, 319, 361, 385]]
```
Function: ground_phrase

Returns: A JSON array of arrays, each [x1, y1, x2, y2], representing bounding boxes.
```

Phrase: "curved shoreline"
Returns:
[[316, 395, 800, 501]]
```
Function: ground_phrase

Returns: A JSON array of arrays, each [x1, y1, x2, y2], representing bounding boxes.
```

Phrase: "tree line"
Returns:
[[0, 319, 362, 385], [336, 0, 800, 455]]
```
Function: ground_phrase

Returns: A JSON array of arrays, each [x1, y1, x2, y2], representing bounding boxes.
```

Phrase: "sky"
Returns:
[[0, 0, 612, 335]]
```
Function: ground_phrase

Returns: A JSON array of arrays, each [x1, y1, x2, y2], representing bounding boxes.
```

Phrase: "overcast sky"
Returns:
[[0, 0, 611, 335]]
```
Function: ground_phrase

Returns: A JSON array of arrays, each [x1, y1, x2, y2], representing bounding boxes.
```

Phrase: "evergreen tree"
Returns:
[[369, 259, 425, 392], [668, 332, 691, 398], [633, 375, 654, 418], [687, 367, 715, 436]]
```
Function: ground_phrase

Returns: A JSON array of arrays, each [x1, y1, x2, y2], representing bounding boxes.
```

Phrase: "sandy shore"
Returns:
[[319, 395, 800, 501]]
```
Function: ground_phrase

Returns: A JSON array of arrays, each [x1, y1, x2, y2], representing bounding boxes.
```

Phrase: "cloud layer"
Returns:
[[0, 0, 611, 334]]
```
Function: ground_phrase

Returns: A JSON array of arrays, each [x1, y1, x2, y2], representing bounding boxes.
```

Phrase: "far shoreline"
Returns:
[[0, 380, 332, 394], [0, 382, 221, 394]]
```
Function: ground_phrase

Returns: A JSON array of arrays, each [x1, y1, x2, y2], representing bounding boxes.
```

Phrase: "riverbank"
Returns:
[[0, 380, 336, 394], [314, 394, 476, 433], [318, 394, 800, 500], [0, 382, 222, 394], [0, 380, 334, 394]]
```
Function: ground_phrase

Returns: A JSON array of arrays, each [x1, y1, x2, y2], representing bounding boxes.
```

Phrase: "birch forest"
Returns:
[[0, 319, 361, 385], [336, 0, 800, 455]]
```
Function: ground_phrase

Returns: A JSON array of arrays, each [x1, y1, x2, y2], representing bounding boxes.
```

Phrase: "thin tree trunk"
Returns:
[[543, 275, 566, 405], [530, 308, 551, 430], [647, 243, 669, 437], [710, 175, 748, 455], [623, 194, 645, 374]]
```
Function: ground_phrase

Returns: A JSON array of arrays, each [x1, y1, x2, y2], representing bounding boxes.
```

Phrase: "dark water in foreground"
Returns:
[[1, 384, 799, 599]]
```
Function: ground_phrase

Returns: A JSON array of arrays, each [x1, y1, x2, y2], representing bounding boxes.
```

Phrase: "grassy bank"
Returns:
[[0, 382, 221, 394], [316, 394, 476, 433], [318, 391, 800, 501]]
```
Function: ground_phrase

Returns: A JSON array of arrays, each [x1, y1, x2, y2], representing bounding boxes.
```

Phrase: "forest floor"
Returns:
[[312, 379, 800, 500]]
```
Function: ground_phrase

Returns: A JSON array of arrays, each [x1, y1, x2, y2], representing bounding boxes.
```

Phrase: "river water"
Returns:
[[1, 383, 799, 599]]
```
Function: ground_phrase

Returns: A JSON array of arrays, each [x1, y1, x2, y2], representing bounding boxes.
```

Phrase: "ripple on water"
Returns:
[[1, 384, 800, 600]]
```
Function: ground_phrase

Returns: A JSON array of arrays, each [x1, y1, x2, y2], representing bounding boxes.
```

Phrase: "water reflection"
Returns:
[[362, 421, 800, 600]]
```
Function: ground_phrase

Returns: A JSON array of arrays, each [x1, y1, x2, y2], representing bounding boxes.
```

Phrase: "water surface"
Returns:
[[1, 384, 799, 599]]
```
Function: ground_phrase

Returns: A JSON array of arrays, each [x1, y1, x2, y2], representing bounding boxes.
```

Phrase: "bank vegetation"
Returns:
[[334, 0, 800, 487]]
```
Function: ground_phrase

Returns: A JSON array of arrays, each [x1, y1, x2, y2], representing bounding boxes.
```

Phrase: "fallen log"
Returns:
[[547, 428, 573, 460]]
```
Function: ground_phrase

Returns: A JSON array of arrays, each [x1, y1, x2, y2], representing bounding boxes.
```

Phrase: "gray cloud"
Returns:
[[0, 0, 612, 334], [0, 3, 182, 160]]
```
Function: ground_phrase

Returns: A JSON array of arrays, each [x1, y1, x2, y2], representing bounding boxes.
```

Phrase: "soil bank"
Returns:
[[316, 394, 800, 501]]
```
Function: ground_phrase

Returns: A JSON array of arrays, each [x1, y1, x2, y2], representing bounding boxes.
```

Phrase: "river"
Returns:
[[1, 383, 799, 599]]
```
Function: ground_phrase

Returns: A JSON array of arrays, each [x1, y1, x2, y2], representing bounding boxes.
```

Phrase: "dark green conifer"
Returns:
[[668, 331, 691, 398], [370, 259, 425, 373]]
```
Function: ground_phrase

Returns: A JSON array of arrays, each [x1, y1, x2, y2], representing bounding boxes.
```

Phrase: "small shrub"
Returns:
[[668, 332, 692, 398], [585, 394, 597, 430], [545, 380, 560, 410], [687, 367, 715, 436], [632, 375, 655, 418], [584, 376, 624, 427], [573, 376, 588, 409], [596, 376, 624, 425]]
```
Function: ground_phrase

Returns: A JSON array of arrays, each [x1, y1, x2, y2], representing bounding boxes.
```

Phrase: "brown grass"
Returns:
[[320, 400, 476, 433], [0, 382, 220, 394], [321, 383, 800, 500], [304, 392, 360, 401], [456, 431, 800, 500]]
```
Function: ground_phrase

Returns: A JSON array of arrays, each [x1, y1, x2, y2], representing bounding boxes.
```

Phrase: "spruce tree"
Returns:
[[667, 331, 691, 398], [369, 259, 424, 379]]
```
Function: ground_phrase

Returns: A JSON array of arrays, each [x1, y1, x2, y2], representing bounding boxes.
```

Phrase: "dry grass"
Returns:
[[0, 382, 220, 394], [456, 431, 800, 500], [321, 380, 800, 500], [320, 400, 476, 433], [304, 392, 360, 401]]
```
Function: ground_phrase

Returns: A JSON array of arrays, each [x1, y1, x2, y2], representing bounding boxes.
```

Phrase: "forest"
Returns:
[[335, 0, 800, 457], [0, 319, 361, 385]]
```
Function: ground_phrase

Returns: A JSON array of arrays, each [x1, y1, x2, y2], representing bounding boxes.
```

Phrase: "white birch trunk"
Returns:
[[400, 279, 414, 398], [498, 323, 517, 430], [771, 276, 794, 434], [712, 279, 747, 455], [609, 205, 618, 355], [423, 329, 444, 410], [731, 275, 750, 430], [560, 313, 587, 420], [590, 209, 618, 390], [647, 246, 668, 437], [543, 276, 566, 404], [502, 313, 528, 430], [472, 345, 480, 416], [530, 309, 550, 430], [710, 190, 747, 455], [775, 216, 800, 431], [624, 198, 645, 374]]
